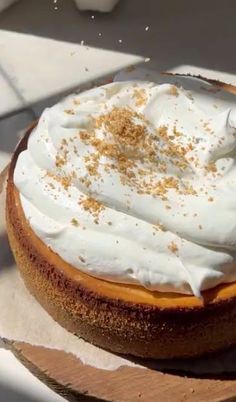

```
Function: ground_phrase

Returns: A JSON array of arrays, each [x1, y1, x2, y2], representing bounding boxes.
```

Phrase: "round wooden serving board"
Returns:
[[5, 340, 236, 402]]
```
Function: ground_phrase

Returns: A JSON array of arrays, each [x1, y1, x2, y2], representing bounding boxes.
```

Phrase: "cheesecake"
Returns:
[[6, 73, 236, 359]]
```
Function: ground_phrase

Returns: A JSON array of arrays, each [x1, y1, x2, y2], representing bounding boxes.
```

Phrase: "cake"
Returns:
[[6, 71, 236, 359]]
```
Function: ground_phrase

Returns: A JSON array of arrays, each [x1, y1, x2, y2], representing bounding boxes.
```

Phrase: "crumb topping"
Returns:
[[95, 107, 148, 149], [168, 241, 179, 253], [64, 109, 75, 115], [76, 107, 202, 204], [46, 171, 76, 191], [168, 85, 179, 96], [79, 197, 105, 219], [132, 88, 147, 107], [71, 218, 79, 226]]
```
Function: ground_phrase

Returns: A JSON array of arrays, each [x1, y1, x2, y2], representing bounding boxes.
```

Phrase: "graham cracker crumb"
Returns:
[[96, 106, 148, 149], [132, 88, 147, 107], [168, 241, 179, 253], [168, 85, 179, 96], [206, 162, 217, 173], [64, 109, 75, 115], [71, 218, 79, 227], [46, 171, 75, 191], [80, 196, 104, 218]]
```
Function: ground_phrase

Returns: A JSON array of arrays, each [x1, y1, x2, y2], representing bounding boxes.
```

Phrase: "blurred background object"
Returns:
[[0, 0, 18, 13], [74, 0, 119, 12], [0, 0, 119, 13]]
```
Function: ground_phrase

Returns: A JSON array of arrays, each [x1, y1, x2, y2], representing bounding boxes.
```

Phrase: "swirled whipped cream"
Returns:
[[14, 71, 236, 296]]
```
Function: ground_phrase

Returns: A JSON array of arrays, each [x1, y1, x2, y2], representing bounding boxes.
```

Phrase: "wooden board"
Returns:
[[6, 341, 236, 402]]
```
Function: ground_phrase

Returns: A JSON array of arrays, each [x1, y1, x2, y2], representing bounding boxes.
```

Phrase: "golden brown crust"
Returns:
[[5, 124, 236, 359], [163, 71, 236, 94]]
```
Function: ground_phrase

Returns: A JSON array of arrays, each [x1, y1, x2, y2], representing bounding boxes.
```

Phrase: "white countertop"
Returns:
[[0, 346, 65, 402], [0, 0, 236, 400]]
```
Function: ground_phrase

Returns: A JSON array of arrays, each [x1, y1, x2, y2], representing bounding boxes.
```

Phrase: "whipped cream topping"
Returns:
[[14, 71, 236, 296]]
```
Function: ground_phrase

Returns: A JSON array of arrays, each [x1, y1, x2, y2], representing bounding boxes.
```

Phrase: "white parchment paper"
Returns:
[[1, 168, 236, 375]]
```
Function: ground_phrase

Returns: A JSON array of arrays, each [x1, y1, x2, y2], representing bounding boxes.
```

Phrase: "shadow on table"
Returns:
[[0, 381, 49, 402], [117, 346, 236, 381], [0, 233, 15, 269], [0, 0, 236, 74]]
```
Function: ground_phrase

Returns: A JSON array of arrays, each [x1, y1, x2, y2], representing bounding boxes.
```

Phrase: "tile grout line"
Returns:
[[0, 63, 37, 121], [0, 63, 28, 105], [0, 106, 35, 122]]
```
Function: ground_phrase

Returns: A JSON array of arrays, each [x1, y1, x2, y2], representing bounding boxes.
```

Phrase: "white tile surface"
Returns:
[[0, 150, 10, 170], [0, 29, 143, 114], [0, 111, 32, 153], [0, 348, 66, 402], [0, 71, 22, 117]]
